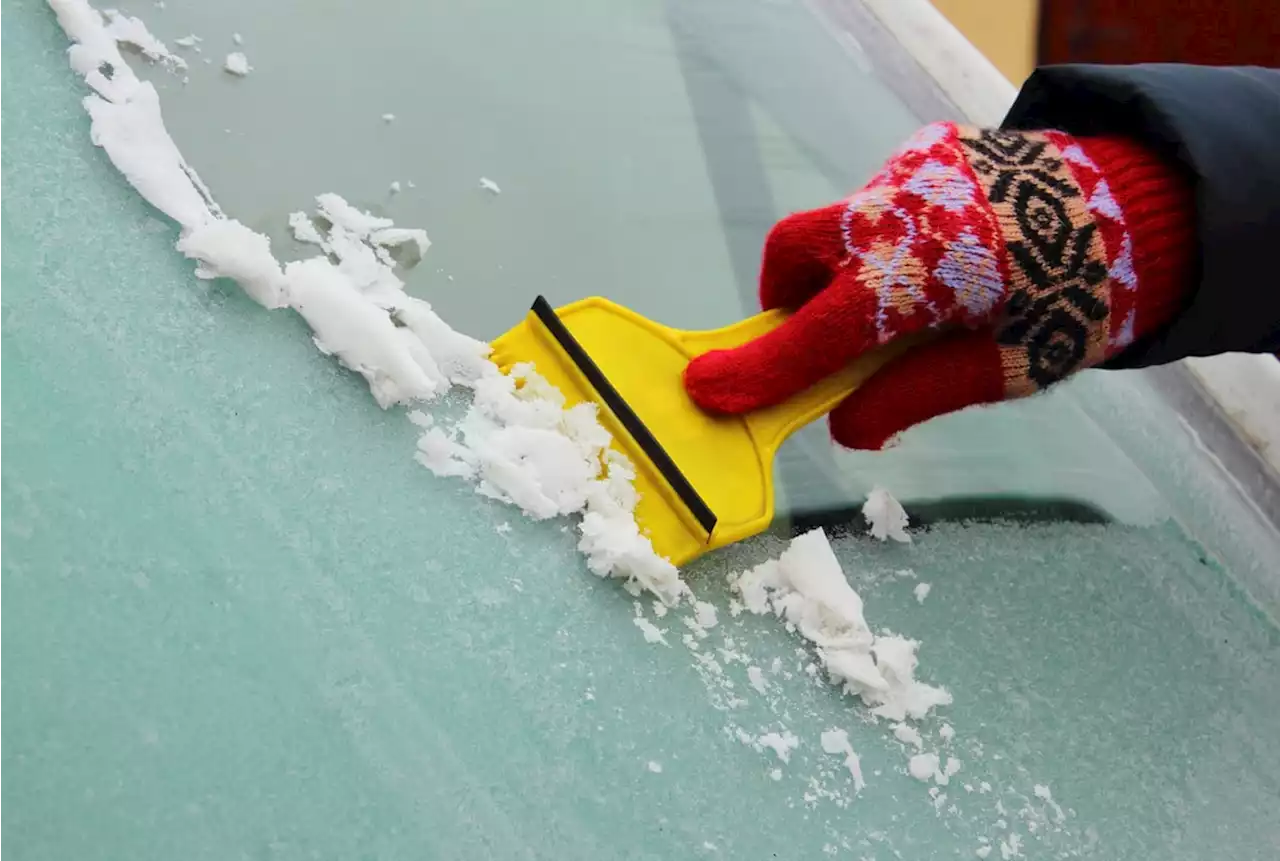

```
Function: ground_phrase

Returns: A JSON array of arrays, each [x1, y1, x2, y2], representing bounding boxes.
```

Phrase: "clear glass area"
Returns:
[[4, 1, 1278, 859]]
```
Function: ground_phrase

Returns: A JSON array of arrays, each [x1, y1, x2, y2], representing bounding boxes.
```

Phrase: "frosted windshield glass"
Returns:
[[6, 2, 1279, 860]]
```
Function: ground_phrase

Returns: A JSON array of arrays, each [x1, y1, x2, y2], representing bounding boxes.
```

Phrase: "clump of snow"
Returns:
[[892, 722, 923, 749], [176, 219, 287, 309], [908, 752, 961, 784], [864, 486, 911, 542], [286, 257, 444, 407], [647, 760, 663, 773], [479, 177, 501, 194], [913, 582, 932, 603], [939, 723, 956, 742], [289, 193, 429, 304], [232, 32, 243, 45], [747, 665, 768, 695], [389, 181, 402, 194], [908, 752, 939, 782], [819, 729, 866, 791], [414, 426, 475, 478], [223, 51, 251, 76], [381, 112, 396, 123], [730, 529, 950, 722], [173, 34, 201, 49], [756, 730, 799, 763], [870, 634, 953, 722]]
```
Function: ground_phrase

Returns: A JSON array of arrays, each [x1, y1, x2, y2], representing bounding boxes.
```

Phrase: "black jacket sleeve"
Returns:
[[1002, 64, 1280, 368]]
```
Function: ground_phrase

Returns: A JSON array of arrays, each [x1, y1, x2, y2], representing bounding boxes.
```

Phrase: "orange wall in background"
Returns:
[[930, 0, 1039, 84], [1037, 0, 1280, 67]]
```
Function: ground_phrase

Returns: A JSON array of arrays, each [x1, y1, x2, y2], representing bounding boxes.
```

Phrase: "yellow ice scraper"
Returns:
[[490, 296, 913, 567]]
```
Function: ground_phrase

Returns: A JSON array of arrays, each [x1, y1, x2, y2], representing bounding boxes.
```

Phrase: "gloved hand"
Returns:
[[684, 122, 1195, 450]]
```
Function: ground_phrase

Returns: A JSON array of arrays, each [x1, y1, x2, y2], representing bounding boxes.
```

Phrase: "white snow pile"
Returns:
[[731, 529, 951, 722], [907, 751, 961, 785], [223, 51, 251, 76], [863, 485, 912, 542], [49, 0, 687, 606]]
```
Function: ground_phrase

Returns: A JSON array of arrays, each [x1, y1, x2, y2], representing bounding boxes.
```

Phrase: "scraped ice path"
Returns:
[[49, 0, 686, 605]]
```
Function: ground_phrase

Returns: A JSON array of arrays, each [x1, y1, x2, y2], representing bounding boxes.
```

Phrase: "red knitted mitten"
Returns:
[[684, 123, 1195, 449]]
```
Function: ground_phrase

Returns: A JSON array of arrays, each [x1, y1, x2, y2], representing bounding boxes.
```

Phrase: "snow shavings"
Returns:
[[176, 219, 287, 309], [863, 486, 911, 542], [682, 600, 717, 637], [908, 752, 962, 784], [819, 729, 866, 792], [286, 257, 444, 407], [908, 752, 938, 782], [223, 51, 251, 76], [83, 82, 220, 229], [1033, 783, 1066, 823], [893, 722, 923, 749], [49, 0, 219, 229], [755, 730, 800, 763], [290, 193, 430, 304], [101, 8, 186, 71], [730, 529, 950, 722], [172, 34, 201, 49], [479, 177, 501, 194]]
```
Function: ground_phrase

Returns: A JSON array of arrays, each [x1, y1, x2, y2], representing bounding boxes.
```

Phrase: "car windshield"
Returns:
[[6, 1, 1280, 858]]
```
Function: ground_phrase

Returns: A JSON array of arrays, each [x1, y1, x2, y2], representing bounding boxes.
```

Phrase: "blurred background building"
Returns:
[[932, 0, 1279, 85]]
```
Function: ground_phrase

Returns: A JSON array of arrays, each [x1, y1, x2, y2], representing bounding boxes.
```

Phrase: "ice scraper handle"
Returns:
[[682, 122, 1195, 450]]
